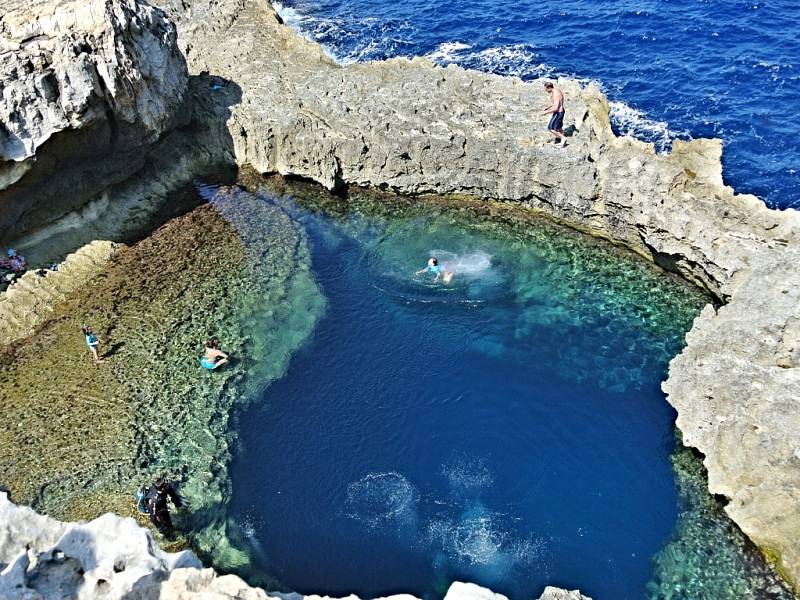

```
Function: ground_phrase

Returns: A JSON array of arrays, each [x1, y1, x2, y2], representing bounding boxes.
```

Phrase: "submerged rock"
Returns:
[[153, 0, 800, 586], [0, 194, 324, 562], [0, 0, 798, 592]]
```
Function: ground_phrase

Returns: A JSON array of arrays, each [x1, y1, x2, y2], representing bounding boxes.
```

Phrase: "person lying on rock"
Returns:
[[81, 325, 105, 365], [145, 474, 184, 536], [200, 337, 229, 370]]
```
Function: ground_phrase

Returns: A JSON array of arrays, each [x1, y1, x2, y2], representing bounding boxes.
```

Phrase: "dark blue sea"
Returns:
[[272, 0, 800, 209]]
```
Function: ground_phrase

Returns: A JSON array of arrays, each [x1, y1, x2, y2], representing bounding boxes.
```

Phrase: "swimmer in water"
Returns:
[[200, 337, 229, 370], [415, 257, 454, 284]]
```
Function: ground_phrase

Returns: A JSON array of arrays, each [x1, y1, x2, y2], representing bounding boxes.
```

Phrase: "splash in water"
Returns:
[[426, 503, 546, 588], [345, 472, 419, 529], [432, 250, 493, 279]]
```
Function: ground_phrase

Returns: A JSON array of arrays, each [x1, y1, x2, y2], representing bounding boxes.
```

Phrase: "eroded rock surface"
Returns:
[[0, 0, 188, 242], [0, 0, 798, 591], [0, 492, 201, 599], [0, 195, 323, 558], [0, 240, 120, 344]]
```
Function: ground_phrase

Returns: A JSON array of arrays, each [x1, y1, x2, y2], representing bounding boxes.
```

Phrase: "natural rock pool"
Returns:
[[201, 180, 793, 599]]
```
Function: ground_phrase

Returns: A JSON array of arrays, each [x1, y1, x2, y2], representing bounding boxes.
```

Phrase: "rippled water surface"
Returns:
[[272, 0, 800, 208], [222, 182, 736, 598]]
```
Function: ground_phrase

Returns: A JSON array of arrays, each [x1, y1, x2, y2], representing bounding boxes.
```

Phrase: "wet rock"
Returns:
[[1, 0, 798, 590], [648, 442, 796, 599], [0, 192, 324, 572], [0, 240, 120, 345]]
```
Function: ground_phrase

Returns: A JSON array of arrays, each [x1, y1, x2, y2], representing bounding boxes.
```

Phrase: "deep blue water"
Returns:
[[230, 190, 705, 600], [273, 0, 800, 209]]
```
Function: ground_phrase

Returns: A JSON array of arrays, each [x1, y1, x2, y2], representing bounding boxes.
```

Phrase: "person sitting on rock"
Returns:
[[145, 474, 184, 536], [200, 337, 229, 370], [0, 248, 27, 273]]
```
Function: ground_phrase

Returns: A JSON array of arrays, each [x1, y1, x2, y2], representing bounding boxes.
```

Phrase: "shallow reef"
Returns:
[[0, 186, 324, 566], [647, 441, 796, 600]]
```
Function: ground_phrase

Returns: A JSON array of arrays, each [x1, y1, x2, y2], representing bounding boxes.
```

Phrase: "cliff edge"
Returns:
[[0, 0, 798, 591], [0, 0, 188, 243]]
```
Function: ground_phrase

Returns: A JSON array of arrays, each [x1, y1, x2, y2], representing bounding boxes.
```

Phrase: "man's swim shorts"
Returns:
[[548, 111, 565, 131]]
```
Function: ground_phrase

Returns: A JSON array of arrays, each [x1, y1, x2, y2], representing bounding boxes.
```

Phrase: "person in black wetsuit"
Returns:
[[145, 474, 184, 535]]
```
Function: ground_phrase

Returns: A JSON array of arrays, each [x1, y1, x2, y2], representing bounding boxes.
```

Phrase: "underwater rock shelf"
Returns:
[[0, 0, 798, 595]]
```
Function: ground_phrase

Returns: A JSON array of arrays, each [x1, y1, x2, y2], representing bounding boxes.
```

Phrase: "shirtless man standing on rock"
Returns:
[[542, 81, 566, 147]]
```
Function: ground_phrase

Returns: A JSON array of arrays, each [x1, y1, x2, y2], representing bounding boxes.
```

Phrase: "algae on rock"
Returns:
[[648, 439, 795, 599], [0, 187, 324, 567]]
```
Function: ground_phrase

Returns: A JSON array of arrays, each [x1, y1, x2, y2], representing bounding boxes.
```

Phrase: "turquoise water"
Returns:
[[223, 185, 733, 599]]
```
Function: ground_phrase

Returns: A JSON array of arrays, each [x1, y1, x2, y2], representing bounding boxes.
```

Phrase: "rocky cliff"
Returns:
[[0, 494, 590, 600], [0, 0, 188, 243], [0, 0, 798, 592]]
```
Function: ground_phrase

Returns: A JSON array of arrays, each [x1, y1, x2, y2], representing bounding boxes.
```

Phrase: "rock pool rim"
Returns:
[[246, 171, 714, 302]]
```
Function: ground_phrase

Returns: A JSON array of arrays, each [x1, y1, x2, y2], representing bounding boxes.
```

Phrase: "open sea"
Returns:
[[272, 0, 800, 209]]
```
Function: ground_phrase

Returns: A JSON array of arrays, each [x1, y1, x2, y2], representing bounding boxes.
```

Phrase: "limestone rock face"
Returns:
[[536, 587, 592, 600], [1, 0, 799, 591], [0, 492, 201, 599], [0, 0, 188, 242]]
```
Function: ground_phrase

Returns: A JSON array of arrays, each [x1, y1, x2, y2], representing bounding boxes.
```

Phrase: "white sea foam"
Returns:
[[425, 41, 473, 62], [424, 42, 554, 79], [273, 2, 354, 63], [430, 250, 492, 278], [274, 2, 414, 64], [608, 101, 688, 153], [425, 507, 545, 579], [345, 471, 418, 528], [273, 4, 686, 155], [442, 456, 494, 490]]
